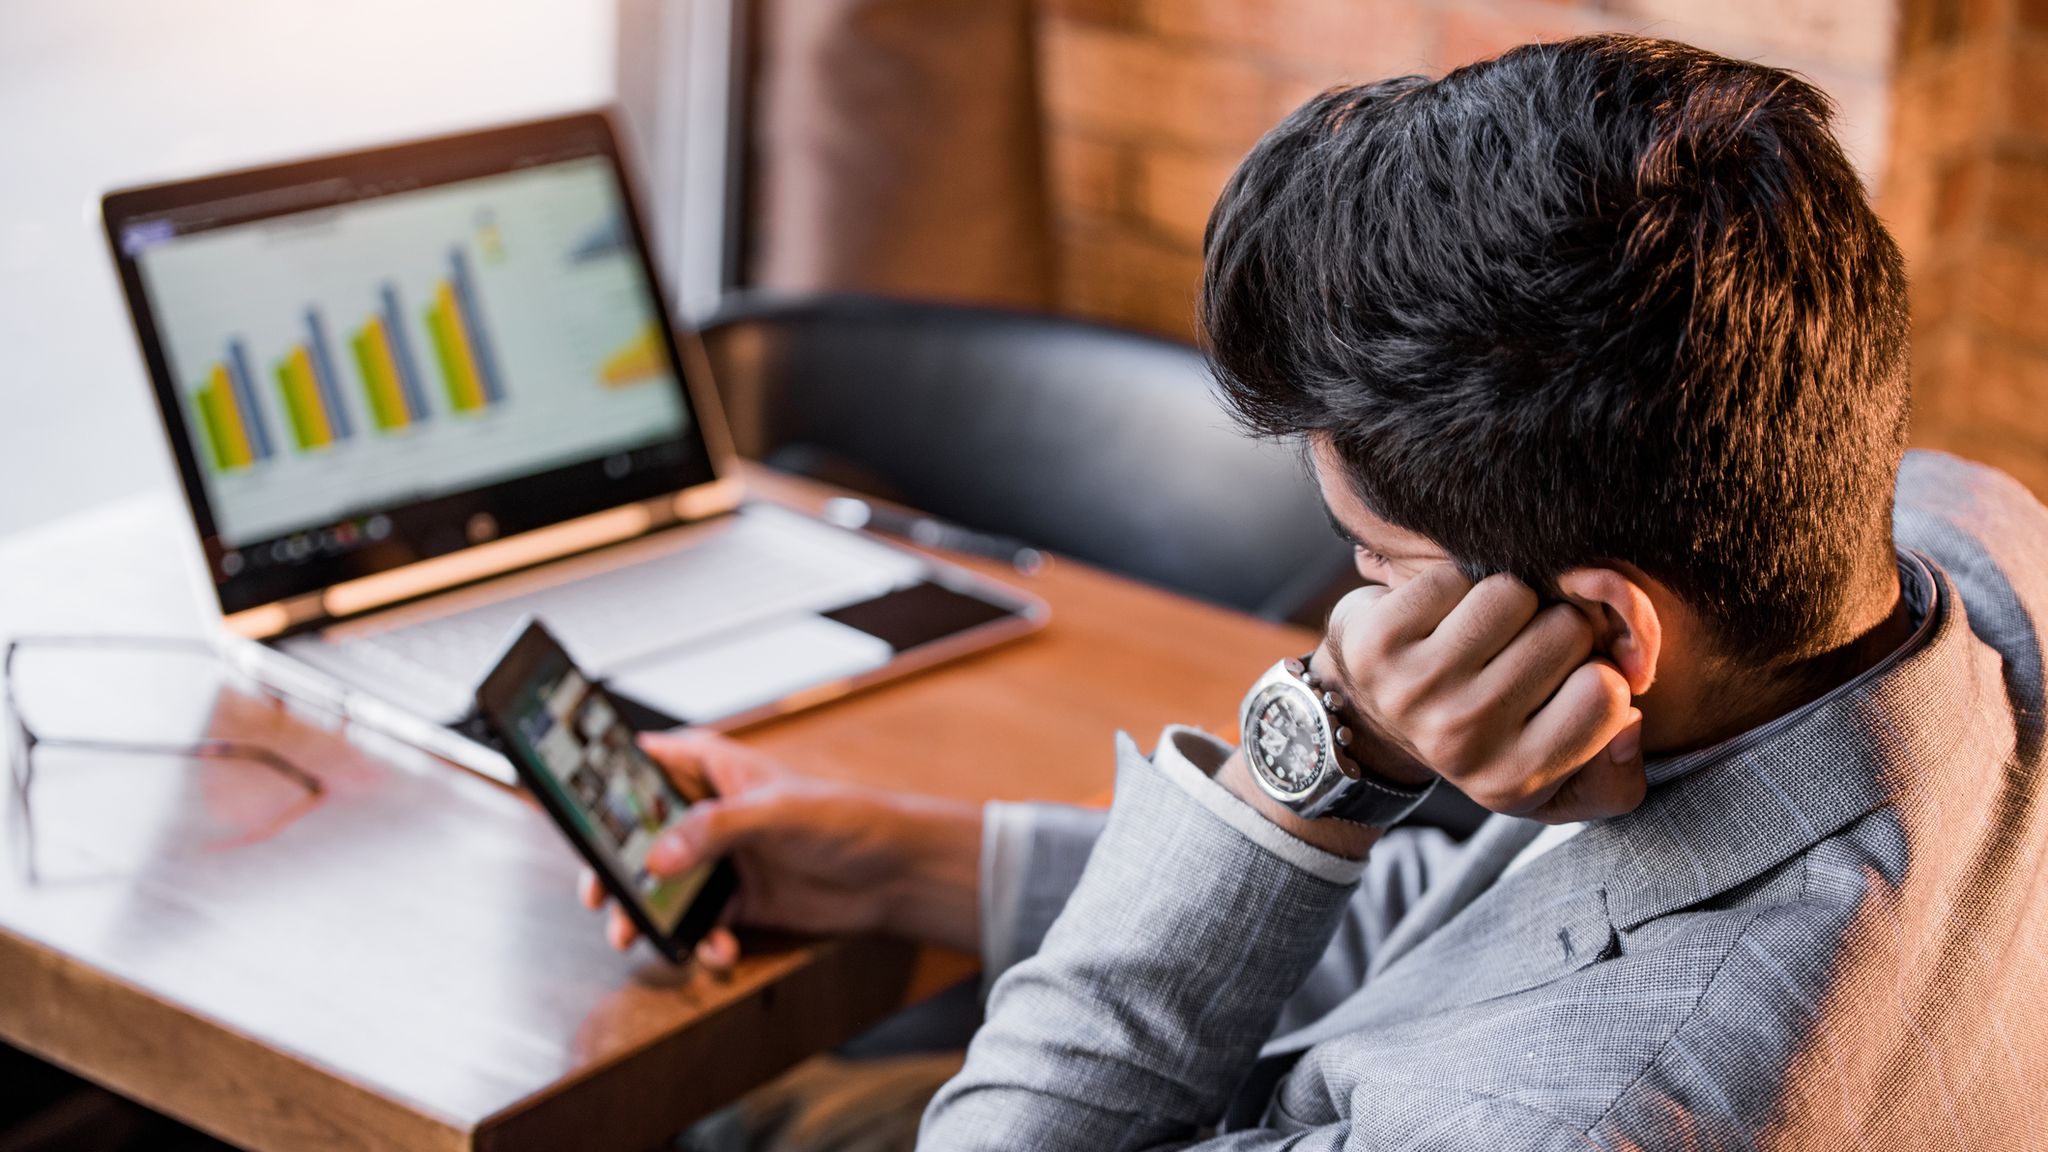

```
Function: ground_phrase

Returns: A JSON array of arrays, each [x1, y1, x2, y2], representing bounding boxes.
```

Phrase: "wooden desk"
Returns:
[[0, 468, 1311, 1151]]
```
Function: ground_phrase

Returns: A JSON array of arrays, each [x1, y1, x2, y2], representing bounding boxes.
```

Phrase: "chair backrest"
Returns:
[[698, 292, 1356, 620]]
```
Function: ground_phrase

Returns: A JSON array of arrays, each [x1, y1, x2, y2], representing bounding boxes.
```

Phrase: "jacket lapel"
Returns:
[[1366, 815, 1543, 978], [1278, 839, 1617, 1044], [1260, 816, 1545, 1056]]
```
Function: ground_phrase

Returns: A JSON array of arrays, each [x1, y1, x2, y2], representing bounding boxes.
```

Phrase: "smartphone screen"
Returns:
[[482, 626, 717, 938]]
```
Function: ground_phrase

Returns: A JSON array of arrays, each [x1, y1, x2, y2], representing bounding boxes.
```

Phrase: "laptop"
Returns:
[[101, 111, 1047, 785]]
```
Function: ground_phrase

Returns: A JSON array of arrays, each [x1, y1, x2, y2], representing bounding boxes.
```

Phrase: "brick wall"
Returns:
[[1037, 0, 1898, 338], [1885, 0, 2048, 496]]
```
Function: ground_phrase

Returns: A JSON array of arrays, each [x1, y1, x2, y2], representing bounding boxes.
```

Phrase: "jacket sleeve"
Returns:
[[978, 800, 1107, 990], [977, 736, 1464, 1027], [924, 730, 1371, 1150]]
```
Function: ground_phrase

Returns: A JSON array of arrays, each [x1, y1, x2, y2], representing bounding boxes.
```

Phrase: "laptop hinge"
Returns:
[[224, 481, 745, 640], [225, 594, 328, 640]]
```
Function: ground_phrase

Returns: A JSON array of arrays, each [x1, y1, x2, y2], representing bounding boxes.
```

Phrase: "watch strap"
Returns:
[[1315, 766, 1437, 828]]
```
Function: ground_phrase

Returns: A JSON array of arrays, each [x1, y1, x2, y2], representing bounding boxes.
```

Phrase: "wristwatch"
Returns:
[[1239, 653, 1437, 828]]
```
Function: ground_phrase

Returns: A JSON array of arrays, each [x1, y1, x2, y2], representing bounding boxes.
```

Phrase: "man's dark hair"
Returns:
[[1202, 34, 1910, 669]]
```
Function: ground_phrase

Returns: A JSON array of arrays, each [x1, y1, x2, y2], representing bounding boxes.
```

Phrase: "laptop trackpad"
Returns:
[[607, 615, 894, 725]]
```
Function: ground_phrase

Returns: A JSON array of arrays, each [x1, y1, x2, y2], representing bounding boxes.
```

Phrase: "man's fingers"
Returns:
[[1425, 574, 1540, 671], [1326, 566, 1471, 667], [1449, 661, 1633, 816], [1371, 564, 1473, 646], [694, 926, 741, 973], [1479, 603, 1596, 718], [607, 906, 637, 952], [637, 731, 714, 797], [639, 730, 781, 799], [593, 884, 745, 962], [1528, 713, 1648, 823], [1325, 569, 1474, 699], [586, 872, 639, 954], [1322, 583, 1390, 645], [1519, 660, 1636, 768], [1311, 559, 1647, 827], [645, 795, 772, 876]]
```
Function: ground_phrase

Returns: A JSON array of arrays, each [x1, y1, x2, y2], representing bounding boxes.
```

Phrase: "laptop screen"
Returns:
[[106, 114, 721, 620]]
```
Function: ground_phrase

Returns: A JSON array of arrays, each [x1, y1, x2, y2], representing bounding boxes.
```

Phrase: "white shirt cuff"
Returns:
[[979, 800, 1036, 984], [1147, 724, 1371, 886]]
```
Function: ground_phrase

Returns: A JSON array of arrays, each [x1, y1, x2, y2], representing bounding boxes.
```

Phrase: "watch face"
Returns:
[[1247, 683, 1328, 798]]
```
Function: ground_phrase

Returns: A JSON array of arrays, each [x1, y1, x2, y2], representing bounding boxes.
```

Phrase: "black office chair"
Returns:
[[697, 292, 1489, 839], [698, 291, 1358, 623]]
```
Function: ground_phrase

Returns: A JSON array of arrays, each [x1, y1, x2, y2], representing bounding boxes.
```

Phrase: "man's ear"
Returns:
[[1554, 567, 1661, 697]]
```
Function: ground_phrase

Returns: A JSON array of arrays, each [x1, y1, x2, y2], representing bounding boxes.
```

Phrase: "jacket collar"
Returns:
[[1586, 549, 1951, 930]]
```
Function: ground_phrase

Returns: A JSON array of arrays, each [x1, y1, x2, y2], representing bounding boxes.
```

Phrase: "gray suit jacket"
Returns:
[[921, 452, 2048, 1150]]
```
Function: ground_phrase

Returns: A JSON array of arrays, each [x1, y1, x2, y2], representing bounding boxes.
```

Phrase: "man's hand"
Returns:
[[577, 731, 983, 969], [1316, 566, 1646, 824]]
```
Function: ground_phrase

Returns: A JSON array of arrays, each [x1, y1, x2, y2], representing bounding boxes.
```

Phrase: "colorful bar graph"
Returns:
[[275, 345, 337, 450], [303, 309, 353, 440], [426, 283, 485, 412], [447, 248, 505, 404], [423, 250, 507, 417], [224, 339, 274, 460], [195, 248, 515, 461], [193, 362, 256, 472], [379, 283, 430, 421], [351, 315, 414, 432], [193, 384, 234, 471]]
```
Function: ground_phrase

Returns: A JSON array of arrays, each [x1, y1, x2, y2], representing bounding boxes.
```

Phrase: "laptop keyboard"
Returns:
[[322, 506, 927, 698]]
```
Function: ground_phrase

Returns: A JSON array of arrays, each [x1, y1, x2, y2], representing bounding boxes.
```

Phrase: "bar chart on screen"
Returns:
[[424, 248, 507, 414], [138, 157, 690, 547], [187, 338, 272, 473], [272, 308, 358, 451], [349, 285, 432, 433], [192, 249, 515, 470]]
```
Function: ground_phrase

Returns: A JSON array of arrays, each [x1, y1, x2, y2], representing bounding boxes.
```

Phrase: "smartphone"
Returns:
[[476, 619, 737, 962]]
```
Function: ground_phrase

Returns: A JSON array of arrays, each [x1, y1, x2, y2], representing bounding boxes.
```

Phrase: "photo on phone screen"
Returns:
[[478, 621, 733, 958]]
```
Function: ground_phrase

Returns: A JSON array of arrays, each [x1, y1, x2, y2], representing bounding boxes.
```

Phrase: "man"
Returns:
[[589, 34, 2048, 1149]]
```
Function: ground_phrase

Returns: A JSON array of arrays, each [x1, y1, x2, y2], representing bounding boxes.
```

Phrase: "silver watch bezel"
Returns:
[[1238, 662, 1349, 815], [1238, 657, 1438, 828]]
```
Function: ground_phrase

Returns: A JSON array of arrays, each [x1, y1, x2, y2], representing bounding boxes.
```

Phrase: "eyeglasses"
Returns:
[[4, 634, 325, 883]]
